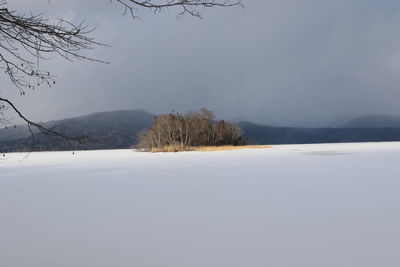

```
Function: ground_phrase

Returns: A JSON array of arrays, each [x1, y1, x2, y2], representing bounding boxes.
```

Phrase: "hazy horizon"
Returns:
[[8, 106, 400, 129]]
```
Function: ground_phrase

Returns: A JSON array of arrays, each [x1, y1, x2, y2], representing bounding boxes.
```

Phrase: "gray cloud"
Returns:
[[4, 0, 400, 126]]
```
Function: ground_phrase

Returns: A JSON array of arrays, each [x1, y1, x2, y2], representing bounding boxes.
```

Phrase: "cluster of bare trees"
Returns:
[[137, 108, 245, 151]]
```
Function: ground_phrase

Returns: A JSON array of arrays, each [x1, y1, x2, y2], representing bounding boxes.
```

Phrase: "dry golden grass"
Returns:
[[150, 145, 270, 153], [150, 145, 188, 153], [193, 145, 270, 152]]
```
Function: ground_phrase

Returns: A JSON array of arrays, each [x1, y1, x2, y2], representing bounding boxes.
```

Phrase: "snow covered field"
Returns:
[[1, 142, 400, 267]]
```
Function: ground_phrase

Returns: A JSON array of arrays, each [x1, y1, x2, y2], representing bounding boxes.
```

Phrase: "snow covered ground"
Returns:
[[1, 142, 400, 267]]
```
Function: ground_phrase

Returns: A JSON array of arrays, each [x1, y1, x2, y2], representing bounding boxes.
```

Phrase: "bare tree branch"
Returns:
[[113, 0, 243, 18], [0, 97, 84, 142], [0, 0, 107, 93]]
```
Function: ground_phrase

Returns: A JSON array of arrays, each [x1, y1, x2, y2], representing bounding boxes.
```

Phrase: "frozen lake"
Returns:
[[1, 142, 400, 267]]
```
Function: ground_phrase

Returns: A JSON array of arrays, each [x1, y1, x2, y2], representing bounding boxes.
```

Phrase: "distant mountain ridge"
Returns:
[[0, 109, 152, 141], [2, 110, 400, 152], [0, 109, 155, 152], [339, 114, 400, 128]]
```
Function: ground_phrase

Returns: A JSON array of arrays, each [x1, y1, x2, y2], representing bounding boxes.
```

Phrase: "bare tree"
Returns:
[[0, 0, 242, 143]]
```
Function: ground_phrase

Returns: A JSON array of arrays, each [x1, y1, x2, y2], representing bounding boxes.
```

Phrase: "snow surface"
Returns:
[[1, 142, 400, 267]]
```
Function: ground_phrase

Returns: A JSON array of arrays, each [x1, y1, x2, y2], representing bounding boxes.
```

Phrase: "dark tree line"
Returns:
[[137, 108, 245, 151]]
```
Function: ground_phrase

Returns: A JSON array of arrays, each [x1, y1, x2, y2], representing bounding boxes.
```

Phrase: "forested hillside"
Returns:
[[0, 109, 154, 152], [3, 110, 400, 152]]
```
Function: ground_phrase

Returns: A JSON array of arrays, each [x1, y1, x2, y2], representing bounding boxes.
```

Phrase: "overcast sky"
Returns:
[[4, 0, 400, 126]]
